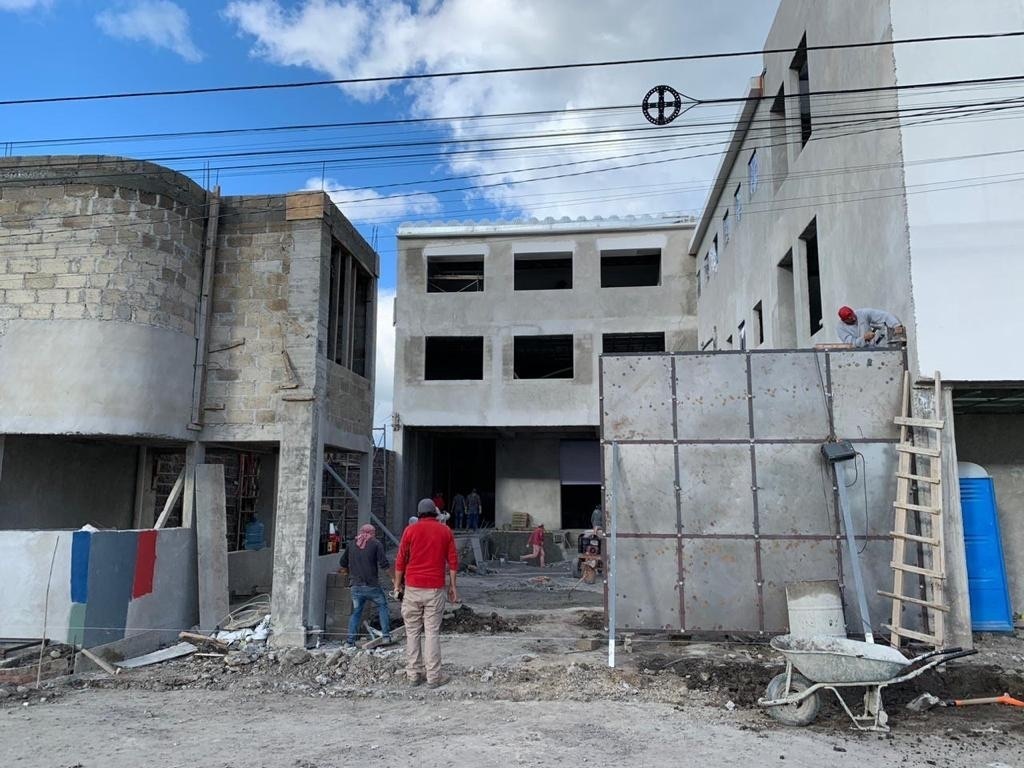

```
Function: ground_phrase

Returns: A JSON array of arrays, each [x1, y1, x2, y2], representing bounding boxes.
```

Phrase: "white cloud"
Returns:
[[373, 288, 396, 430], [303, 177, 442, 223], [227, 1, 781, 220], [97, 1, 203, 62], [0, 0, 52, 10]]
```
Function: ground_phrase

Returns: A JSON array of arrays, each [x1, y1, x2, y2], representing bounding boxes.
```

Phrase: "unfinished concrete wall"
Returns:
[[0, 527, 197, 647], [0, 436, 138, 530], [0, 156, 206, 440], [495, 437, 561, 528], [602, 349, 925, 636], [954, 413, 1024, 620]]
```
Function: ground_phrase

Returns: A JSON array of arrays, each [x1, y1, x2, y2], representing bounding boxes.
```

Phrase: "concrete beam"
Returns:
[[195, 463, 229, 631], [181, 442, 205, 528]]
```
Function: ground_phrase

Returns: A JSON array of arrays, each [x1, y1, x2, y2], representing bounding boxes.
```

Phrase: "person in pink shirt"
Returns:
[[520, 523, 546, 568]]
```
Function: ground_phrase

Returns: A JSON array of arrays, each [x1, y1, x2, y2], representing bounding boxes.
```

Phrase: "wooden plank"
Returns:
[[896, 472, 941, 484], [179, 631, 229, 651], [889, 530, 940, 546], [893, 416, 945, 429], [888, 370, 912, 649], [79, 646, 120, 677], [891, 562, 945, 578], [894, 501, 942, 515], [883, 624, 941, 645], [896, 444, 941, 457], [154, 468, 185, 529], [877, 591, 949, 611]]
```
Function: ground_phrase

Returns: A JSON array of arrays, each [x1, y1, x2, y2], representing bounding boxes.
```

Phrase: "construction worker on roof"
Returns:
[[836, 306, 905, 348]]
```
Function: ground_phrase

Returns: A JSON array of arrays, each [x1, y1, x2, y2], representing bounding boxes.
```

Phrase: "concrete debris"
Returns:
[[441, 605, 521, 634], [725, 700, 736, 711], [906, 693, 942, 712], [116, 642, 197, 670], [281, 648, 311, 666]]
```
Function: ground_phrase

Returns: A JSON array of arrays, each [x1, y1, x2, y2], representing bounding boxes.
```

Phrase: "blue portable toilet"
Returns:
[[958, 463, 1013, 632]]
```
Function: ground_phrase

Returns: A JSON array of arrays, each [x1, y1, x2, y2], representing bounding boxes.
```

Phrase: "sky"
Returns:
[[0, 0, 782, 426]]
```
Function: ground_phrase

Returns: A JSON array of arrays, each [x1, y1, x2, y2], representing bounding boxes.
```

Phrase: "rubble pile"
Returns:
[[442, 605, 522, 634]]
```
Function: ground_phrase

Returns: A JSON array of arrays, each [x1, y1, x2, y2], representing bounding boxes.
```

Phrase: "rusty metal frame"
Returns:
[[601, 348, 906, 635]]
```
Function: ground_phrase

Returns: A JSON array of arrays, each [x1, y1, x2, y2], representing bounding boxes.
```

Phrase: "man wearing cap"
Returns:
[[393, 498, 459, 688], [836, 306, 905, 348]]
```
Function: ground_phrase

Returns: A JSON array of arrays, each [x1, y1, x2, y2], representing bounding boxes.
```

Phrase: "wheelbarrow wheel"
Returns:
[[764, 672, 821, 727]]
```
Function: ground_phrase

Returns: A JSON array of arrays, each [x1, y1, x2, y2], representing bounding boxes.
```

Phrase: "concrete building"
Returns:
[[689, 0, 1024, 620], [393, 216, 696, 530], [0, 156, 378, 647]]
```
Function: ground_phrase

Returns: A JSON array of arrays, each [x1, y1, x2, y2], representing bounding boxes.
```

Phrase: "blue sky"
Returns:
[[2, 0, 781, 424]]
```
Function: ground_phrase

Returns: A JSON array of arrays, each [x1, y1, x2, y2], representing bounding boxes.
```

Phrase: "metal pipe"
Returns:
[[189, 187, 221, 430], [836, 459, 873, 642]]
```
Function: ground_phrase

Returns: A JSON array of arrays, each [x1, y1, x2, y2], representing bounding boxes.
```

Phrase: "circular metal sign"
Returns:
[[642, 85, 685, 126]]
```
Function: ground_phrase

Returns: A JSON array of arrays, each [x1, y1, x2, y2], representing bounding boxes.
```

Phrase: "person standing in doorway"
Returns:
[[393, 499, 459, 688], [591, 504, 604, 533], [339, 523, 391, 646], [451, 491, 467, 530], [466, 488, 482, 531], [520, 523, 546, 568]]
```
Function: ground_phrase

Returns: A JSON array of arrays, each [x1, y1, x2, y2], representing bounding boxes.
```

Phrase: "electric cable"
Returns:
[[3, 31, 1022, 107]]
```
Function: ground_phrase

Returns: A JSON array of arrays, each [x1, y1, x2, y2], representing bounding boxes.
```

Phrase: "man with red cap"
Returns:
[[836, 306, 904, 348]]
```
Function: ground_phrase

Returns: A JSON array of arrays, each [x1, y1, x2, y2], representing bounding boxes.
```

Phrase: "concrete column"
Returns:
[[182, 442, 206, 528], [195, 463, 229, 631], [132, 446, 151, 529], [269, 407, 322, 647]]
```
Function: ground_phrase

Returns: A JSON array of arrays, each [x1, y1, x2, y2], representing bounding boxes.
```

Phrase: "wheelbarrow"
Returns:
[[758, 634, 977, 731]]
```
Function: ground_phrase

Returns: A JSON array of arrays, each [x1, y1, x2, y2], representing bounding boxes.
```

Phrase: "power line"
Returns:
[[3, 31, 1022, 107]]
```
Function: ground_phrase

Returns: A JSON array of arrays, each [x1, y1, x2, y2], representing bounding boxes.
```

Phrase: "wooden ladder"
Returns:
[[879, 371, 948, 649]]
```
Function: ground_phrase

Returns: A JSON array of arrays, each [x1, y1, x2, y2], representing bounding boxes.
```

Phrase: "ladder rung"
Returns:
[[896, 472, 941, 484], [891, 562, 945, 578], [894, 501, 942, 515], [889, 531, 940, 546], [883, 624, 942, 645], [894, 416, 946, 429], [878, 591, 949, 611], [896, 444, 941, 457]]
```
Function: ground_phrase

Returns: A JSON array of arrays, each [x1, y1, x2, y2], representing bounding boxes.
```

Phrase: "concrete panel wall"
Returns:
[[0, 321, 195, 439], [604, 350, 916, 635], [0, 527, 196, 647], [495, 437, 561, 528], [954, 413, 1024, 619], [0, 436, 137, 530]]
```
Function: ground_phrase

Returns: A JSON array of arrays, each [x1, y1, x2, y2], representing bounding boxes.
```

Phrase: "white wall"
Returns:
[[892, 0, 1024, 381], [0, 531, 73, 641]]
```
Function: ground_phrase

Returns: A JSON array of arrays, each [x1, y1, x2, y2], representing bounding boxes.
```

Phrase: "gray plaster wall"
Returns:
[[953, 413, 1024, 619], [0, 436, 136, 529], [495, 437, 561, 528], [124, 528, 198, 639], [691, 0, 915, 358], [394, 224, 696, 429]]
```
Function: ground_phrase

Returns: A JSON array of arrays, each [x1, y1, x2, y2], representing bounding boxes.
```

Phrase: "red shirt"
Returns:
[[395, 517, 458, 589], [529, 527, 545, 547]]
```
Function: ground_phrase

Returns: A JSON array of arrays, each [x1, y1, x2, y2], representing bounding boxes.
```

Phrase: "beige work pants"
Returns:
[[401, 586, 447, 682]]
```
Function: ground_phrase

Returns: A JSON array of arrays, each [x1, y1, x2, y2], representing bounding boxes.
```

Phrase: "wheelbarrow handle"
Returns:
[[897, 648, 977, 681]]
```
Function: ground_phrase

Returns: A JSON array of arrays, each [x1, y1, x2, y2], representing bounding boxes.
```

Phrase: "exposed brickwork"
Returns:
[[0, 158, 205, 335]]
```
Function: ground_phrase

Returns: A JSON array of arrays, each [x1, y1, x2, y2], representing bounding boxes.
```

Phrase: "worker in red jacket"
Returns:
[[393, 498, 459, 688]]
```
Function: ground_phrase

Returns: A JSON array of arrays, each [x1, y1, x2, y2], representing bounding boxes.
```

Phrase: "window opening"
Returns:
[[514, 252, 572, 290], [770, 84, 789, 185], [600, 249, 660, 287], [710, 235, 719, 272], [328, 243, 347, 365], [513, 335, 574, 379], [602, 332, 666, 354], [723, 210, 731, 245], [738, 320, 747, 351], [753, 301, 764, 346], [425, 336, 484, 380], [427, 256, 484, 293], [791, 35, 812, 146], [801, 218, 822, 336], [351, 268, 372, 377], [734, 183, 743, 222], [777, 249, 797, 347], [748, 150, 759, 196]]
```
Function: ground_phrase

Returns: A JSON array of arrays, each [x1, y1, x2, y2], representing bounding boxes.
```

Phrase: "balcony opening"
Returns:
[[514, 335, 574, 379], [602, 332, 666, 354], [427, 256, 484, 293], [801, 218, 822, 336], [514, 252, 572, 290], [425, 336, 484, 380], [600, 249, 660, 287], [777, 250, 798, 347]]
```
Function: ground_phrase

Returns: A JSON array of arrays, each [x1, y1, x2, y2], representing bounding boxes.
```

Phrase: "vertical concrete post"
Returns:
[[182, 442, 206, 528], [939, 387, 973, 649], [270, 409, 323, 647], [358, 449, 373, 526], [195, 463, 229, 631]]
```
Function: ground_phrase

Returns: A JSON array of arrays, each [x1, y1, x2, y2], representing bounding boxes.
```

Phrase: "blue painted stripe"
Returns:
[[70, 530, 91, 604]]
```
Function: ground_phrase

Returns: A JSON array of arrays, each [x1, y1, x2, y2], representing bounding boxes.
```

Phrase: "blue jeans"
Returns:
[[468, 512, 479, 530], [455, 510, 466, 529], [347, 586, 391, 644]]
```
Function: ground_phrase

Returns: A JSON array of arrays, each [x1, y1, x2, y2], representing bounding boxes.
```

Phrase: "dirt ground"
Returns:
[[3, 564, 1023, 768]]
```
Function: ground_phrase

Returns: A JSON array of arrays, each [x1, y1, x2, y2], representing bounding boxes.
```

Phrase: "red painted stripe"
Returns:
[[132, 530, 158, 598]]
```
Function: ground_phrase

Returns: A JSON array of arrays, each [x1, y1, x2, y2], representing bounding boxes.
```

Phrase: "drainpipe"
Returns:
[[189, 187, 221, 431]]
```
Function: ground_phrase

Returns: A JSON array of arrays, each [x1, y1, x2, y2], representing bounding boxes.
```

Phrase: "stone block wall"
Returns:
[[203, 197, 296, 427], [0, 156, 205, 335], [326, 362, 374, 437]]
